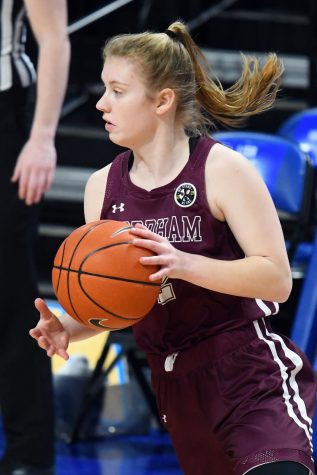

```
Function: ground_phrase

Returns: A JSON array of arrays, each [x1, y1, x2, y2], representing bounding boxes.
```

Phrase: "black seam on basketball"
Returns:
[[80, 241, 133, 262], [53, 265, 160, 287], [66, 257, 83, 323], [78, 241, 160, 287], [55, 240, 66, 294], [77, 272, 142, 321], [66, 221, 127, 290], [68, 221, 107, 271], [55, 221, 152, 324], [66, 221, 111, 324]]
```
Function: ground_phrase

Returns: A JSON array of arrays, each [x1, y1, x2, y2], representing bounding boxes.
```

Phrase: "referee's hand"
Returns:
[[11, 136, 56, 205]]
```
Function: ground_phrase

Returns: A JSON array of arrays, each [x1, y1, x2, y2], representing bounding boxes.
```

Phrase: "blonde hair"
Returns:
[[103, 20, 284, 136]]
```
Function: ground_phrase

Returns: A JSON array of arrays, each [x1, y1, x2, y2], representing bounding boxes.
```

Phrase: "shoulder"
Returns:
[[207, 142, 258, 177], [85, 163, 111, 189], [84, 164, 112, 223], [205, 142, 269, 221]]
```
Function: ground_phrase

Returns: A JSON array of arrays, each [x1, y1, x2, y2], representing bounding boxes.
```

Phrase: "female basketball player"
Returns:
[[30, 21, 316, 475]]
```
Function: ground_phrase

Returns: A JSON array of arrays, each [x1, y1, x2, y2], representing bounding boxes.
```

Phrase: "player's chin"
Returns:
[[107, 132, 128, 148]]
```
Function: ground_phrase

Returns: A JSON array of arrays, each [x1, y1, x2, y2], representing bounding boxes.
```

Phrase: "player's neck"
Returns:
[[130, 128, 190, 191]]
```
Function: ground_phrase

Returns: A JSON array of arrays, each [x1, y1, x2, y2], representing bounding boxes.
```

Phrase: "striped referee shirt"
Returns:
[[0, 0, 35, 91]]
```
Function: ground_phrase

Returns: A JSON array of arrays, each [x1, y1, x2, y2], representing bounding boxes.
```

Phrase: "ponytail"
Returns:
[[167, 21, 284, 128]]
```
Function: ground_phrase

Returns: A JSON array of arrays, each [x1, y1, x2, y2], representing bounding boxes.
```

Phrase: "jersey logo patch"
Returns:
[[112, 202, 125, 213], [174, 183, 197, 208]]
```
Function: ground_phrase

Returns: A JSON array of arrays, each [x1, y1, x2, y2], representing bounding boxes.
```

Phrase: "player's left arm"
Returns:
[[11, 0, 70, 205], [199, 144, 292, 301], [131, 145, 292, 303]]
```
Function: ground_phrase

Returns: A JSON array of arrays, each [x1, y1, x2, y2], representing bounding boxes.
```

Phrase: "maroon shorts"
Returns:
[[148, 318, 316, 475]]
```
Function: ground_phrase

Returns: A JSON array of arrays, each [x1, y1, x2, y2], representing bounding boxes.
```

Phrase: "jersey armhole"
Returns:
[[100, 151, 131, 218], [194, 138, 219, 217]]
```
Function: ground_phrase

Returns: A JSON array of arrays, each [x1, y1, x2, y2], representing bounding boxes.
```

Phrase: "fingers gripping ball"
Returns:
[[52, 220, 161, 330]]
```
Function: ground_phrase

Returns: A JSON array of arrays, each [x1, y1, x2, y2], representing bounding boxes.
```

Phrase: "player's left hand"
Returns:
[[130, 223, 188, 281], [11, 137, 56, 205]]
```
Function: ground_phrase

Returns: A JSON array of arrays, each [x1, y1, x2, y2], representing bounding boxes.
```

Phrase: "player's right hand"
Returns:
[[30, 298, 70, 360]]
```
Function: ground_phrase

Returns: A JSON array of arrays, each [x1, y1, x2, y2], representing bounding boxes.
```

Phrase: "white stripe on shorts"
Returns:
[[253, 318, 313, 454], [255, 298, 279, 316]]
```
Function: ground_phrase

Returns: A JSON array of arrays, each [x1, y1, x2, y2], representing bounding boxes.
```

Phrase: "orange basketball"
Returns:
[[52, 220, 161, 330]]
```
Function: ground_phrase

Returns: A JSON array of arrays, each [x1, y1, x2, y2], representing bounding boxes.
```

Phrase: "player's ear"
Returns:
[[156, 88, 176, 116]]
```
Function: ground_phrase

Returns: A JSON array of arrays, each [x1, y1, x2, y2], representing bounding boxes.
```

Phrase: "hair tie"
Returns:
[[165, 29, 183, 45]]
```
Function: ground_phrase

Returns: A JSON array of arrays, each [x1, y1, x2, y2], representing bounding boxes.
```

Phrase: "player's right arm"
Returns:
[[30, 165, 112, 359], [84, 164, 111, 222]]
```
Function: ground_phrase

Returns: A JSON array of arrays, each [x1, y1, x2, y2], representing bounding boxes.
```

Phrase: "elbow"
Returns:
[[274, 270, 293, 303]]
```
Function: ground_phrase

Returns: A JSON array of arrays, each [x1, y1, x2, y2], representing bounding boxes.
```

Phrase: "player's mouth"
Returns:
[[105, 120, 116, 132]]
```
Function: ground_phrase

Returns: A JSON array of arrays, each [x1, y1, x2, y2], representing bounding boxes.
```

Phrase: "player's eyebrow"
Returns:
[[101, 78, 129, 86]]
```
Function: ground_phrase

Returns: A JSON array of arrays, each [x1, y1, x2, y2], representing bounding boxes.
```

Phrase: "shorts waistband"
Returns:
[[147, 321, 260, 376]]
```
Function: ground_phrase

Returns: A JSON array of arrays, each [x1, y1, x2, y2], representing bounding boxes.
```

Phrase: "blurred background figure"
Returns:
[[0, 0, 70, 474]]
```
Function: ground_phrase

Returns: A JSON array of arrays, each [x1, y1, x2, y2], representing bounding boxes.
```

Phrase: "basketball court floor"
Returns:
[[0, 424, 180, 475]]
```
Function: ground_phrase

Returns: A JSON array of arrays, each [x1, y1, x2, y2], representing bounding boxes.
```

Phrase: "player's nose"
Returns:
[[96, 92, 111, 112]]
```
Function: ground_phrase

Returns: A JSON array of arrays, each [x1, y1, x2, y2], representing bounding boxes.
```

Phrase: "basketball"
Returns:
[[52, 220, 161, 330]]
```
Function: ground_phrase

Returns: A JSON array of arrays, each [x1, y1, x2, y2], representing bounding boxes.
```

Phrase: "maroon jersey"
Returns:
[[100, 136, 279, 355]]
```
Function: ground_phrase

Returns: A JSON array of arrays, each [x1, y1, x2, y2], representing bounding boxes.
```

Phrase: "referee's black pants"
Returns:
[[0, 86, 54, 467]]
